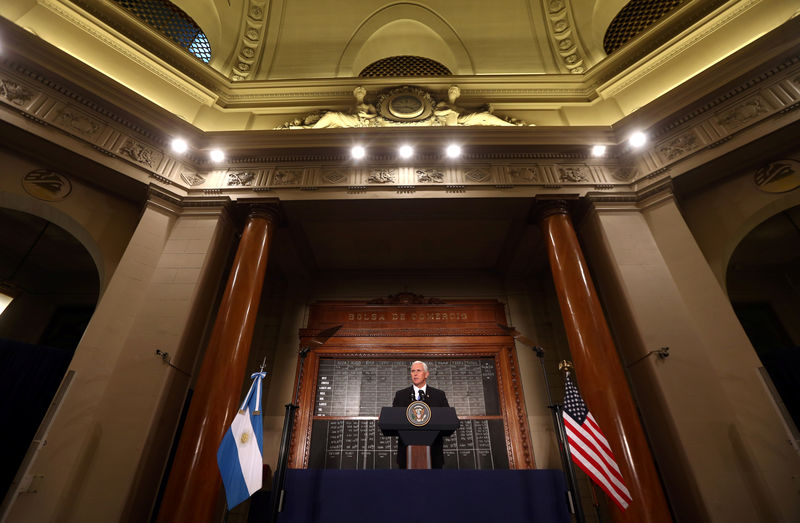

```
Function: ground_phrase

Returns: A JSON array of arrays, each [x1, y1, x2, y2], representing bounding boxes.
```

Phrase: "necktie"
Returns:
[[418, 389, 424, 401]]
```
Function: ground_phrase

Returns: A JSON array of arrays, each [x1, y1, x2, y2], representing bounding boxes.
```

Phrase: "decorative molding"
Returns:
[[541, 0, 589, 74], [230, 0, 269, 81]]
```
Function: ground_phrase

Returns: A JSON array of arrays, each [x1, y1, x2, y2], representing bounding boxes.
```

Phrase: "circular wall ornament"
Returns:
[[22, 169, 72, 201], [377, 87, 434, 122], [389, 94, 424, 118], [754, 159, 800, 193]]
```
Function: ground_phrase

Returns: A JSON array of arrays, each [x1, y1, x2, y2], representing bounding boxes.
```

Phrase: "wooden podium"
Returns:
[[378, 406, 459, 469]]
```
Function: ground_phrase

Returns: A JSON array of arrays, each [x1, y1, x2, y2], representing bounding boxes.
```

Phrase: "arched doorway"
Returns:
[[0, 207, 100, 499], [726, 205, 800, 430]]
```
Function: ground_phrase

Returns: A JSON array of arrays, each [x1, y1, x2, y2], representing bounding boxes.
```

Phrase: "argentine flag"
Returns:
[[217, 371, 266, 509]]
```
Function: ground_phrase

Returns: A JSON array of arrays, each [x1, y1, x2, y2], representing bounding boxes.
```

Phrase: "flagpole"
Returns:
[[270, 325, 341, 522], [536, 350, 585, 523]]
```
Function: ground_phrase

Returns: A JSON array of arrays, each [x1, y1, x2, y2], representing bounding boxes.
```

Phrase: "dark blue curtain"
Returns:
[[0, 339, 71, 497]]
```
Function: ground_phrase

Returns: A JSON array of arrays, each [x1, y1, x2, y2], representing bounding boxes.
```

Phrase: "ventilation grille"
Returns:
[[359, 56, 451, 77], [112, 0, 211, 63], [603, 0, 683, 54]]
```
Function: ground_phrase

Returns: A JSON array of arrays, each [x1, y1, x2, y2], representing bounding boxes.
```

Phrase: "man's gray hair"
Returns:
[[411, 360, 428, 372]]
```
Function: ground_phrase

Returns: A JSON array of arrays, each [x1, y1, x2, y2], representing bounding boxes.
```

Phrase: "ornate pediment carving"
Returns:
[[277, 85, 532, 129]]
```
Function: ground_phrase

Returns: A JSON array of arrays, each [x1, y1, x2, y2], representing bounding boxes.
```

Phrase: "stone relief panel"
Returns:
[[119, 138, 162, 168], [416, 168, 444, 183], [609, 166, 637, 181], [272, 168, 304, 186], [321, 168, 350, 185], [368, 168, 396, 184], [464, 168, 492, 183], [227, 170, 256, 186], [52, 106, 103, 138], [180, 172, 206, 187], [558, 166, 589, 182], [0, 77, 36, 107], [715, 94, 771, 132], [656, 130, 701, 162], [508, 166, 539, 183]]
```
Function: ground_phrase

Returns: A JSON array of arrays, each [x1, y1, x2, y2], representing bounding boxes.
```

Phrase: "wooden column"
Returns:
[[157, 205, 277, 523], [538, 201, 671, 523]]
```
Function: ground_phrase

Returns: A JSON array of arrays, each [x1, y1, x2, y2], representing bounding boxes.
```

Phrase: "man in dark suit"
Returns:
[[392, 360, 450, 468]]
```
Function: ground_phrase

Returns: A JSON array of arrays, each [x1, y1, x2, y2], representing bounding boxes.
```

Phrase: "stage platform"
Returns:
[[269, 469, 570, 523]]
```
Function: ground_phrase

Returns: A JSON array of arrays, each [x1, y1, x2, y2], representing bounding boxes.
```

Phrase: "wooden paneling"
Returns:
[[288, 296, 534, 470]]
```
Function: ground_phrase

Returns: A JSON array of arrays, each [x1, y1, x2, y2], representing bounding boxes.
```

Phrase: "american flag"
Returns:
[[562, 373, 632, 510]]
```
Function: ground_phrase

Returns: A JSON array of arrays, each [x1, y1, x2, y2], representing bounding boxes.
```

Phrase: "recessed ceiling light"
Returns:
[[398, 145, 414, 159], [209, 149, 225, 163], [629, 131, 648, 148], [351, 145, 366, 159], [171, 138, 188, 154], [591, 145, 606, 157], [446, 144, 462, 158]]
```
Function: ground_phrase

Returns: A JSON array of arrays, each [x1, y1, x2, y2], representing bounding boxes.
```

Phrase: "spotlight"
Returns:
[[209, 149, 225, 163], [591, 145, 606, 157], [351, 145, 366, 159], [628, 131, 648, 148], [445, 144, 462, 158], [171, 138, 188, 154], [398, 145, 414, 159]]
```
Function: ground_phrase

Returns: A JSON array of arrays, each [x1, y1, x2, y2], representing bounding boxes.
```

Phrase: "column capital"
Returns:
[[247, 203, 281, 224], [531, 199, 569, 223]]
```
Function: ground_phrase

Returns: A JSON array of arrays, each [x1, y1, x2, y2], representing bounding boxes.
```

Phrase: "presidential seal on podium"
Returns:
[[406, 400, 431, 427]]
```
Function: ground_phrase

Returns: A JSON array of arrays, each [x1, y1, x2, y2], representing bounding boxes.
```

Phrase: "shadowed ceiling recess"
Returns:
[[111, 0, 211, 63], [603, 0, 683, 54], [359, 55, 452, 77]]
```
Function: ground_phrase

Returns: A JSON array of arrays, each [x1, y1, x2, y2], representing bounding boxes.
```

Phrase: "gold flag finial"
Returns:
[[558, 360, 574, 373]]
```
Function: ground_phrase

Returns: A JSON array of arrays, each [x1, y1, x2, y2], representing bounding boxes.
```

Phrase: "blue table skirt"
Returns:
[[275, 469, 570, 523]]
